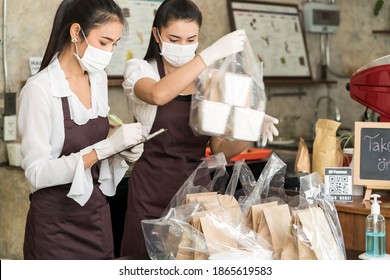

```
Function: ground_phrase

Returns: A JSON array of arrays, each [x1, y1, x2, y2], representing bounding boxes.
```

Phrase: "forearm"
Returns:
[[210, 137, 251, 160], [136, 55, 206, 105]]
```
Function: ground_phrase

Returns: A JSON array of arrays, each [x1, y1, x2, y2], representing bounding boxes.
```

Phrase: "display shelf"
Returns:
[[264, 78, 337, 86], [108, 76, 124, 87], [372, 30, 390, 34]]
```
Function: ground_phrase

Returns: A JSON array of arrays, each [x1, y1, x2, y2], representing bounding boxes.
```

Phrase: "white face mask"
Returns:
[[157, 30, 198, 67], [73, 30, 113, 73]]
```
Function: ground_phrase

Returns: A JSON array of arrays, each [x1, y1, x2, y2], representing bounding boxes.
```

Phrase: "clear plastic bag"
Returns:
[[141, 153, 273, 260], [190, 35, 267, 141], [141, 152, 346, 260]]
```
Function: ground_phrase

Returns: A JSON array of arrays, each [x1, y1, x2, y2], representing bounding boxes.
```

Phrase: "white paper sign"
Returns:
[[28, 57, 42, 76]]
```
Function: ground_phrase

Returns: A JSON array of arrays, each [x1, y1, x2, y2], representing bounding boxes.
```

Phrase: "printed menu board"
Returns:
[[106, 0, 163, 76], [227, 1, 312, 78]]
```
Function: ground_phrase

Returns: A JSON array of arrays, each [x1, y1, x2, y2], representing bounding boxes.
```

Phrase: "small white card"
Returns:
[[28, 57, 43, 75], [324, 167, 353, 202]]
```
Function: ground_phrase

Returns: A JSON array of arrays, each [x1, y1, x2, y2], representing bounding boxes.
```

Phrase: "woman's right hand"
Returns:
[[94, 123, 143, 160], [199, 29, 246, 67]]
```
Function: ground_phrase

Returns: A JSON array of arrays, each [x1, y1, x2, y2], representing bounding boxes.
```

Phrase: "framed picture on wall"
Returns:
[[227, 0, 312, 79], [106, 0, 163, 77]]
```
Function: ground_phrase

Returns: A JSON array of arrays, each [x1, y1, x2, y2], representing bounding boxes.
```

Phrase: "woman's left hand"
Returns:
[[261, 114, 279, 146], [119, 143, 144, 162]]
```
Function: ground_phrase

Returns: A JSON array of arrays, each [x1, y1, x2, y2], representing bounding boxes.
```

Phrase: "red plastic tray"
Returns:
[[205, 147, 272, 162]]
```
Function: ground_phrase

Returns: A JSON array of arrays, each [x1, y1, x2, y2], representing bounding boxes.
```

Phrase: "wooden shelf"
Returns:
[[372, 29, 390, 34], [264, 78, 337, 86], [107, 77, 337, 88], [108, 76, 124, 87]]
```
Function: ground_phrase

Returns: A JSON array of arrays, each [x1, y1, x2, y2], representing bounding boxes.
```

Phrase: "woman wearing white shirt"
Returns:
[[120, 0, 279, 259], [18, 0, 143, 260]]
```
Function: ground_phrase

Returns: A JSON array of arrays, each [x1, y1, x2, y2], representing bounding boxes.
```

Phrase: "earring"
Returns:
[[71, 38, 77, 43]]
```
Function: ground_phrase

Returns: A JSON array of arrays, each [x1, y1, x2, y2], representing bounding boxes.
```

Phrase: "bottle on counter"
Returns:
[[366, 194, 386, 257]]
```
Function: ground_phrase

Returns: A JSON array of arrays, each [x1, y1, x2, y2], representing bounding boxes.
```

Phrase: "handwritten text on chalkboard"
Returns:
[[360, 128, 390, 180]]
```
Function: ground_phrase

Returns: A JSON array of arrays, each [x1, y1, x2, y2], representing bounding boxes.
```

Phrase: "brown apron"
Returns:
[[23, 97, 113, 260], [120, 60, 210, 259]]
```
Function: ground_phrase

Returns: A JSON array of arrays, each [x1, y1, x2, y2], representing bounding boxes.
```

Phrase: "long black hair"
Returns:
[[144, 0, 202, 62], [39, 0, 127, 72]]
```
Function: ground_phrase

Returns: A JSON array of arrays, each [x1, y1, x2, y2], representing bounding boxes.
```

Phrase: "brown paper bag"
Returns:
[[185, 192, 220, 212], [293, 211, 318, 260], [280, 221, 299, 260], [175, 228, 194, 260], [294, 137, 311, 173], [257, 204, 291, 259], [199, 214, 238, 256], [217, 194, 243, 222], [312, 119, 341, 179], [289, 207, 344, 260], [190, 211, 213, 260], [245, 201, 278, 231], [191, 208, 240, 259]]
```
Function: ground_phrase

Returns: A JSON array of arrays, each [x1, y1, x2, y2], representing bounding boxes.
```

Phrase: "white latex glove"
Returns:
[[199, 29, 246, 67], [119, 143, 144, 163], [261, 114, 279, 147], [95, 123, 143, 160]]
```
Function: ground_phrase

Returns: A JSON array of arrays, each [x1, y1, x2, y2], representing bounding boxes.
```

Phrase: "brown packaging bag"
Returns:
[[190, 211, 213, 260], [312, 119, 341, 179], [245, 201, 278, 232], [294, 137, 311, 173], [284, 207, 344, 260], [175, 227, 195, 260], [280, 220, 299, 260], [185, 192, 218, 205], [216, 194, 243, 222], [256, 204, 291, 260], [191, 208, 239, 259]]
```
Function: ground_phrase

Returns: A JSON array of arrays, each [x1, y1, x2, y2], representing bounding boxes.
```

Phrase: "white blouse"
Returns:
[[18, 57, 128, 206], [122, 58, 159, 136]]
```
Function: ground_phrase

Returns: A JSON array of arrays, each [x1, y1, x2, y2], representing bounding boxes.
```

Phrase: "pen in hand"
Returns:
[[108, 114, 124, 126]]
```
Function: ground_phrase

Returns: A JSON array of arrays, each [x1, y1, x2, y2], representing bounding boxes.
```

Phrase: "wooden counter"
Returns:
[[335, 191, 390, 257]]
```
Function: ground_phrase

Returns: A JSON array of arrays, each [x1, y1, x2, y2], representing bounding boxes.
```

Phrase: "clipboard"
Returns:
[[125, 128, 167, 150]]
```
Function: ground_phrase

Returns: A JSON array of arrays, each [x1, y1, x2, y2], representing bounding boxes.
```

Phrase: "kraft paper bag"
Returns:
[[292, 207, 344, 260], [312, 119, 341, 179], [217, 194, 243, 222], [191, 209, 239, 259], [298, 207, 344, 260], [199, 214, 238, 256], [257, 204, 291, 260], [175, 227, 194, 260], [280, 222, 299, 260], [294, 211, 318, 260], [294, 137, 311, 173], [245, 201, 278, 231], [185, 192, 219, 209], [190, 211, 213, 260]]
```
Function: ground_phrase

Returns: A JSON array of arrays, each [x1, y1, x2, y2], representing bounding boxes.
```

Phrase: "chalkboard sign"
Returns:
[[353, 122, 390, 187]]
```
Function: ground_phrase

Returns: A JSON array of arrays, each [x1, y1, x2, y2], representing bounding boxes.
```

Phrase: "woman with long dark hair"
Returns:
[[120, 0, 278, 259], [18, 0, 144, 259]]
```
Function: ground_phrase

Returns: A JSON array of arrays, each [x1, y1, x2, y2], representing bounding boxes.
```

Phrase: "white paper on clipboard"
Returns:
[[125, 128, 167, 150]]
